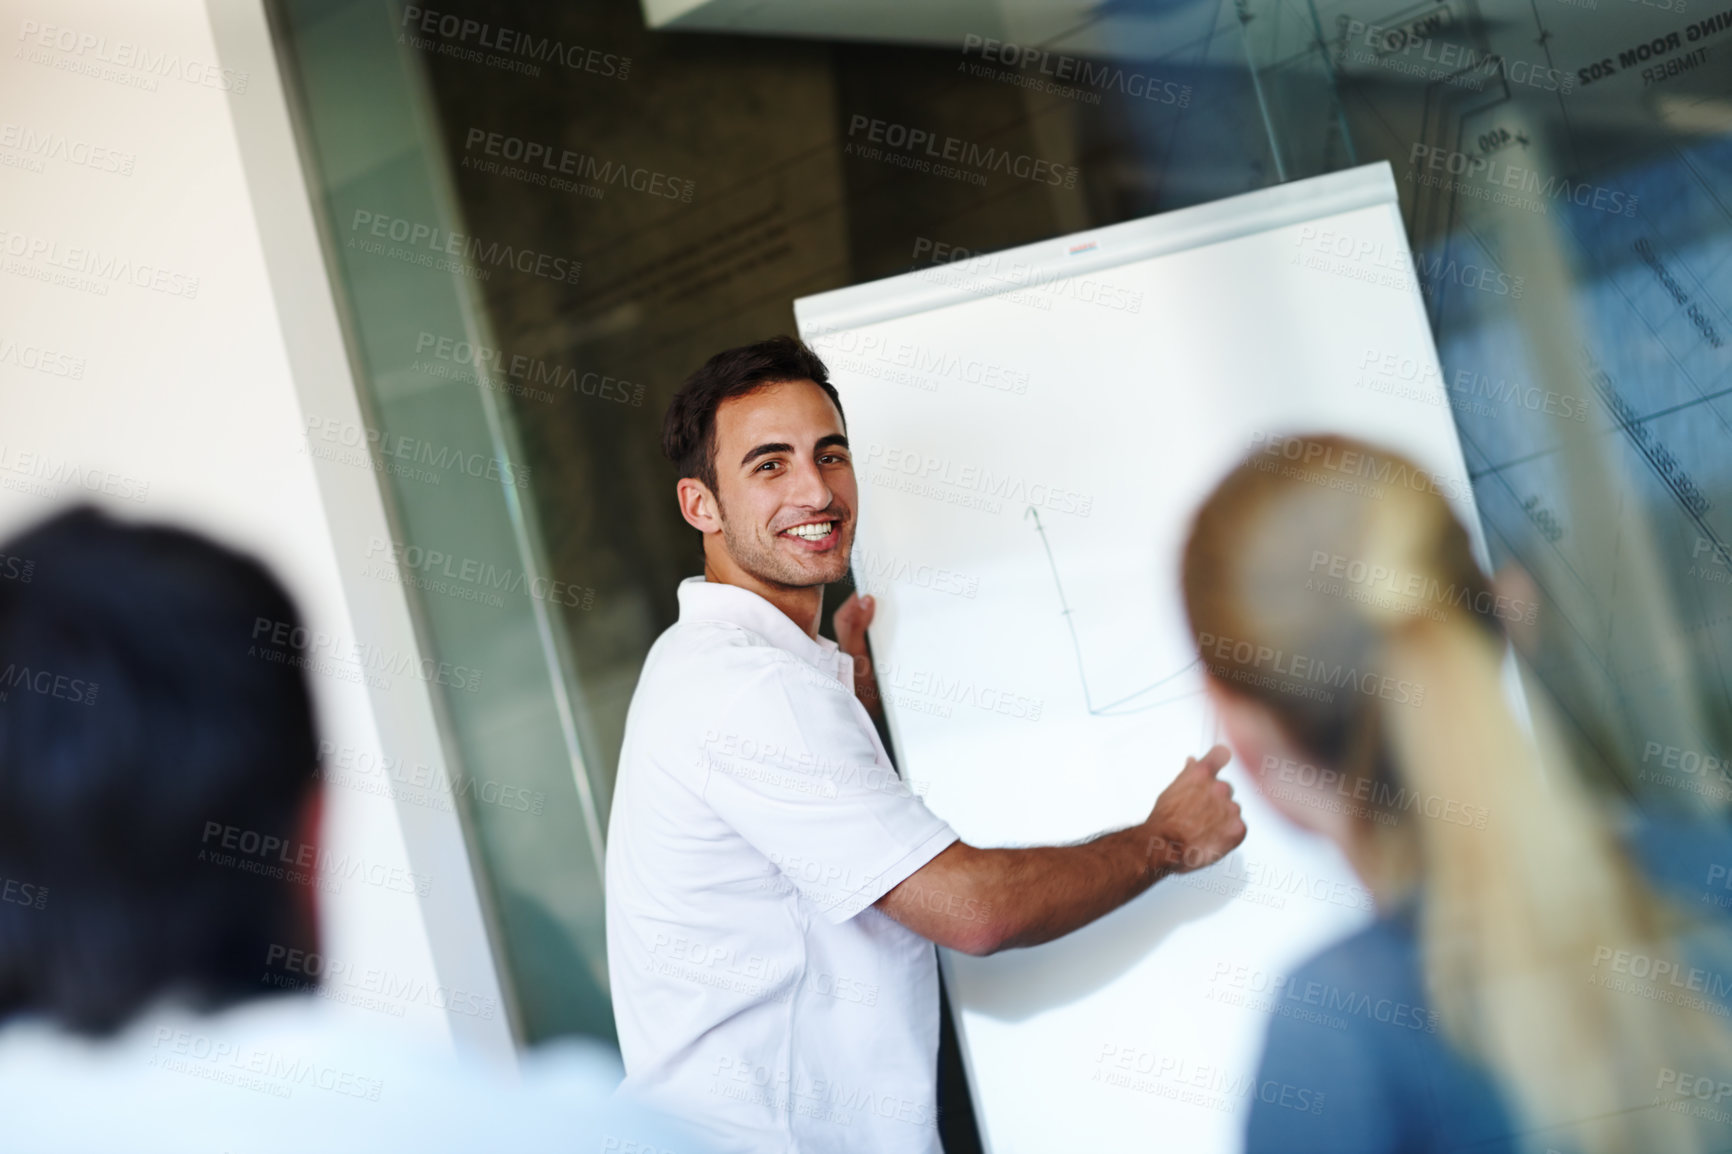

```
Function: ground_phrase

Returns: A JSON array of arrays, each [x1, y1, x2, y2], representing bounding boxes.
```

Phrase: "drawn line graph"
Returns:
[[1026, 505, 1204, 717]]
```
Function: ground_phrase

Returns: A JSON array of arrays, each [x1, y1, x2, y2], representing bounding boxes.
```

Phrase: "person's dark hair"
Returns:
[[0, 506, 321, 1036], [662, 336, 843, 494]]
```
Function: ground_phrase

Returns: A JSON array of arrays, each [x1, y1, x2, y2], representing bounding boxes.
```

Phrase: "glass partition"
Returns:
[[268, 0, 1732, 1141]]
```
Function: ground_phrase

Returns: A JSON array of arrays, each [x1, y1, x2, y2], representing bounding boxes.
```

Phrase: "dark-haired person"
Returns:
[[1181, 434, 1732, 1154], [0, 506, 706, 1154], [604, 336, 1246, 1153]]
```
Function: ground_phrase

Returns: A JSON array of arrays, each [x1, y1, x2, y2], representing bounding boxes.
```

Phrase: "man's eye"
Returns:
[[757, 460, 781, 472]]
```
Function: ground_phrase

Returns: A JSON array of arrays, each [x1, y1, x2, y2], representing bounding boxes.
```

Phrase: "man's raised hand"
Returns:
[[1146, 744, 1246, 874]]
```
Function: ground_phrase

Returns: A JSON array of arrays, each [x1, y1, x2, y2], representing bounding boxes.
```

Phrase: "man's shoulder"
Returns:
[[623, 621, 825, 762], [655, 614, 791, 661], [641, 617, 818, 692]]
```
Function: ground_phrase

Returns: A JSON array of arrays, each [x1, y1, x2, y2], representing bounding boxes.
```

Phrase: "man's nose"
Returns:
[[788, 456, 834, 509]]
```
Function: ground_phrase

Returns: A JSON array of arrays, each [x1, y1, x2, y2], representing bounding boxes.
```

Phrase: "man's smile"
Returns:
[[778, 519, 842, 550]]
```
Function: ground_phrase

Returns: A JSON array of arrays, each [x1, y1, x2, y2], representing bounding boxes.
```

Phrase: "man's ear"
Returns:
[[677, 477, 722, 534]]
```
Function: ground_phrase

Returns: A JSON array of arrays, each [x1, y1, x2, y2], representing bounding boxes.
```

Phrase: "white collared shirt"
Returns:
[[606, 576, 959, 1154]]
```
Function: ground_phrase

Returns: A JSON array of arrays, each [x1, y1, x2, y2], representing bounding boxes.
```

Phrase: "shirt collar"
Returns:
[[677, 576, 842, 673]]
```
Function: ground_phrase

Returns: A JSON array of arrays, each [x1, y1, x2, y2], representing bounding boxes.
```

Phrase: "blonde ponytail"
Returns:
[[1184, 433, 1732, 1154], [1379, 613, 1731, 1152]]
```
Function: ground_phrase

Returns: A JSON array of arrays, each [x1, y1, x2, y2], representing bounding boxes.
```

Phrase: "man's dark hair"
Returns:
[[0, 506, 321, 1036], [662, 335, 843, 494]]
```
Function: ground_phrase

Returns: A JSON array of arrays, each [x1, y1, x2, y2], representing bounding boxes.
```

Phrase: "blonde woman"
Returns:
[[1181, 434, 1732, 1154]]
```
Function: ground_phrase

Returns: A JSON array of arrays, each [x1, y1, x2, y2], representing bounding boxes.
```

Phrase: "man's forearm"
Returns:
[[875, 748, 1244, 954], [979, 824, 1171, 952]]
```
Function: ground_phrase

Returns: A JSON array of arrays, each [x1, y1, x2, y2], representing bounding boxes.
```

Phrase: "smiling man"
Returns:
[[604, 336, 1246, 1153]]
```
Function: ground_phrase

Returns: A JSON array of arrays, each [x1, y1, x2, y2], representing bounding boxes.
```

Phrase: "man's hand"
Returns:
[[833, 591, 881, 715], [834, 590, 873, 655], [1145, 744, 1245, 874]]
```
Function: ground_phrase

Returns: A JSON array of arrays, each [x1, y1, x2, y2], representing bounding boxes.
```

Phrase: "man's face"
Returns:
[[708, 379, 856, 589]]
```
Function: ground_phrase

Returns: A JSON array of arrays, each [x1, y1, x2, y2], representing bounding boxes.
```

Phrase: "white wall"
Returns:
[[0, 0, 514, 1059]]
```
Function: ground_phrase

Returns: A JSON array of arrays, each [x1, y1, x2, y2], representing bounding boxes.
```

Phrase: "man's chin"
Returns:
[[759, 549, 851, 590]]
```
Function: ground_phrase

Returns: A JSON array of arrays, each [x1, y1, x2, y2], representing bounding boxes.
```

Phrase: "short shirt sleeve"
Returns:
[[694, 645, 958, 923]]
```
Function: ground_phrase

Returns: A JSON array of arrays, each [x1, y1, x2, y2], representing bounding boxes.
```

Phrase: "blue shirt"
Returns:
[[1245, 813, 1732, 1154]]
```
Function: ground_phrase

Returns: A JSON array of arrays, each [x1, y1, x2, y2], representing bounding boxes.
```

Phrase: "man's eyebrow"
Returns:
[[816, 434, 850, 452], [740, 442, 794, 468]]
